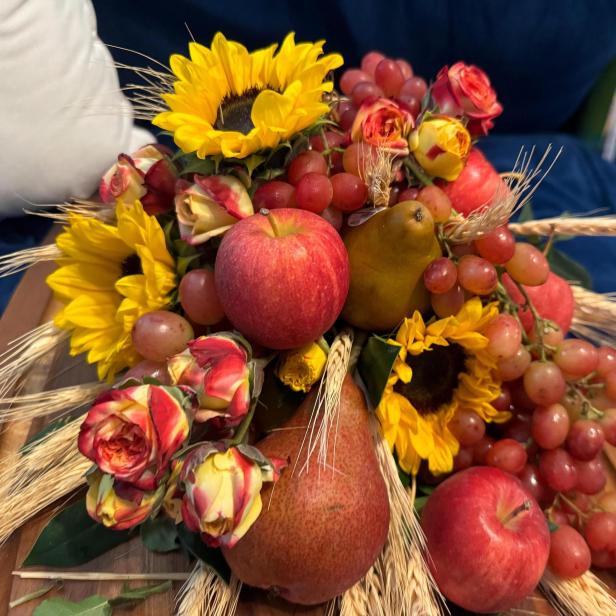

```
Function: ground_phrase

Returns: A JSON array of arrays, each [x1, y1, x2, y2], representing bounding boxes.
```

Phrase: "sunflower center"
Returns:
[[121, 253, 142, 277], [215, 88, 261, 134], [394, 343, 466, 414]]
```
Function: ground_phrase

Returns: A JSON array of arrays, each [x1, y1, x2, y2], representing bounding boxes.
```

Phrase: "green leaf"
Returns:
[[23, 500, 133, 567], [516, 201, 535, 223], [548, 520, 560, 533], [140, 517, 180, 553], [33, 595, 111, 616], [414, 495, 429, 513], [397, 465, 411, 488], [547, 247, 592, 289], [180, 154, 215, 177], [23, 415, 76, 450], [358, 336, 401, 408], [109, 581, 172, 607], [177, 523, 231, 583]]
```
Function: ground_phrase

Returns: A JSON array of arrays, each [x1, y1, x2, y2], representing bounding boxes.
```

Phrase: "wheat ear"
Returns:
[[570, 286, 616, 346], [509, 216, 616, 237], [0, 245, 61, 279], [540, 569, 616, 615], [175, 564, 241, 616]]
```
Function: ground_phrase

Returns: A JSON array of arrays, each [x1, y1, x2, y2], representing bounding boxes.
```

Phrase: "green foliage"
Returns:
[[23, 500, 133, 567], [358, 335, 401, 408], [140, 516, 181, 553], [547, 247, 592, 289], [23, 415, 76, 449], [177, 523, 231, 583]]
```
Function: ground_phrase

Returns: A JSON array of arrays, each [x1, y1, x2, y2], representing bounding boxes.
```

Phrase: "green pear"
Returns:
[[342, 200, 442, 331], [222, 376, 390, 605]]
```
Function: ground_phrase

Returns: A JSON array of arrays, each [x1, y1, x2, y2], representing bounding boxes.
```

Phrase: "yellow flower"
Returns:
[[153, 32, 343, 159], [47, 200, 176, 381], [410, 115, 471, 181], [277, 341, 328, 392], [376, 298, 510, 476]]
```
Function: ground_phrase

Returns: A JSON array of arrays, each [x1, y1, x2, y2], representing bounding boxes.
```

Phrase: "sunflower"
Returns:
[[376, 297, 510, 476], [47, 200, 176, 381], [153, 32, 343, 159]]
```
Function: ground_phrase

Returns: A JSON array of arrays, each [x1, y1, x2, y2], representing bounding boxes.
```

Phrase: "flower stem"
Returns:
[[403, 156, 433, 186], [230, 402, 257, 446]]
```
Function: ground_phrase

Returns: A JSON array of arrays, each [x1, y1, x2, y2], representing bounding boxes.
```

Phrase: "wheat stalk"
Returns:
[[338, 565, 387, 616], [0, 382, 104, 422], [362, 147, 398, 208], [296, 330, 353, 477], [0, 416, 90, 544], [570, 286, 616, 346], [0, 244, 61, 279], [25, 200, 116, 225], [509, 216, 616, 237], [445, 145, 562, 244], [540, 569, 616, 615], [0, 322, 69, 398], [175, 564, 241, 616]]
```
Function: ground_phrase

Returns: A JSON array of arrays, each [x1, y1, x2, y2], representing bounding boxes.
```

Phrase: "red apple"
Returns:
[[421, 466, 550, 613], [502, 271, 574, 335], [214, 208, 349, 349], [440, 148, 508, 217]]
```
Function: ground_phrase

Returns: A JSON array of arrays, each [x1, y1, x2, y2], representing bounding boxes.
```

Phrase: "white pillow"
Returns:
[[0, 0, 151, 217]]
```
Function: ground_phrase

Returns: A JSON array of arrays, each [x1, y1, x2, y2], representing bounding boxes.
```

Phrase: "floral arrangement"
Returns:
[[3, 32, 616, 616]]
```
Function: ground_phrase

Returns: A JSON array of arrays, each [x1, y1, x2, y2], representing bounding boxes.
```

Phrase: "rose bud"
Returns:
[[277, 341, 328, 392], [167, 334, 252, 425], [99, 144, 178, 214], [162, 459, 184, 524], [351, 97, 414, 154], [174, 175, 254, 245], [86, 470, 164, 530], [180, 443, 286, 547], [431, 62, 503, 136], [410, 116, 471, 181], [78, 384, 193, 490]]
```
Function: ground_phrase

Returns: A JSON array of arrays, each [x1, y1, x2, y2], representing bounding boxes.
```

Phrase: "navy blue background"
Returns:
[[2, 1, 616, 312]]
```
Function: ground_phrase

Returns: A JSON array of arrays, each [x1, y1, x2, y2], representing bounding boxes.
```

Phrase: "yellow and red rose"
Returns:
[[431, 62, 502, 136], [180, 443, 286, 547], [99, 144, 178, 215], [78, 384, 192, 490], [86, 470, 164, 530], [167, 334, 251, 425], [351, 98, 414, 153]]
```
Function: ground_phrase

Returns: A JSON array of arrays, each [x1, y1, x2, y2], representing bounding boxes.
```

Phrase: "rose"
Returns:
[[175, 175, 254, 245], [162, 459, 184, 523], [78, 384, 192, 490], [277, 341, 328, 392], [167, 334, 251, 425], [180, 443, 286, 547], [351, 98, 414, 153], [431, 63, 503, 136], [410, 116, 471, 181], [86, 470, 164, 530], [99, 144, 178, 214]]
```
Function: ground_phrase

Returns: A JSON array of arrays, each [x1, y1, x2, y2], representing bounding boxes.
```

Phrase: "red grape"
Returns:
[[597, 346, 616, 378], [599, 408, 616, 446], [554, 339, 599, 379], [497, 347, 531, 381], [584, 512, 616, 552], [604, 369, 616, 401], [295, 173, 333, 214], [527, 321, 564, 347], [339, 107, 358, 131], [360, 51, 385, 77], [457, 255, 498, 295], [493, 386, 512, 411], [398, 187, 419, 202], [423, 257, 457, 294], [550, 508, 571, 526], [431, 284, 465, 318], [374, 58, 405, 96], [351, 81, 384, 107], [287, 151, 328, 185], [398, 95, 421, 117], [539, 448, 578, 492], [523, 361, 566, 406], [505, 243, 549, 286], [453, 447, 474, 471], [320, 206, 343, 231], [483, 314, 522, 360], [400, 76, 427, 100], [531, 403, 570, 450], [518, 464, 555, 507], [591, 548, 616, 569], [509, 378, 536, 411], [486, 438, 527, 474], [448, 409, 486, 446], [450, 243, 476, 257], [396, 58, 413, 79], [125, 359, 170, 384], [309, 131, 345, 169], [549, 525, 591, 578], [416, 185, 452, 223], [179, 269, 225, 326], [575, 458, 607, 495], [330, 172, 368, 212], [340, 68, 372, 95], [472, 435, 495, 464], [474, 226, 515, 264], [502, 413, 532, 442], [253, 181, 295, 210], [566, 420, 605, 461], [132, 310, 194, 362]]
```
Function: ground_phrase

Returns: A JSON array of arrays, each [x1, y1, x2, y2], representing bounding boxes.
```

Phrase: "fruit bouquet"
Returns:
[[2, 32, 616, 616]]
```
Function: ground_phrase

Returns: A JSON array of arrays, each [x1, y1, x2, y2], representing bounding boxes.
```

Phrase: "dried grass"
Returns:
[[540, 569, 616, 615], [509, 216, 616, 237], [570, 286, 616, 347], [175, 564, 241, 616], [0, 416, 90, 544], [362, 147, 398, 208], [445, 145, 562, 244], [25, 200, 116, 225], [0, 245, 61, 279]]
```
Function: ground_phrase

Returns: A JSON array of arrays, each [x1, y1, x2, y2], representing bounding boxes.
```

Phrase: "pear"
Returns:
[[222, 375, 390, 605], [342, 200, 442, 331]]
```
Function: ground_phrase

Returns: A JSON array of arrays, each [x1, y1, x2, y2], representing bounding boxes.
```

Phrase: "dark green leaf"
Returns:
[[140, 517, 180, 553], [177, 523, 231, 583], [23, 415, 75, 450], [358, 336, 401, 408], [109, 581, 172, 607], [180, 155, 215, 177], [417, 484, 436, 495], [414, 496, 429, 513], [547, 247, 592, 289], [516, 201, 535, 223], [23, 500, 133, 567], [397, 465, 411, 488], [33, 595, 111, 616]]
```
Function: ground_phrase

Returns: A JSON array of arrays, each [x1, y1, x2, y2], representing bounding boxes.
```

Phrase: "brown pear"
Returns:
[[222, 375, 390, 605]]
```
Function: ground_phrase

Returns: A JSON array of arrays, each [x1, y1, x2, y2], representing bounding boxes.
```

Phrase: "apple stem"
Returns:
[[260, 208, 281, 237], [502, 500, 531, 525]]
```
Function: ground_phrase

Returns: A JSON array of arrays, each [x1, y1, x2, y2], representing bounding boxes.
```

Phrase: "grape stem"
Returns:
[[557, 493, 589, 523], [502, 500, 531, 524], [565, 383, 604, 420], [508, 276, 546, 360], [403, 156, 433, 186], [542, 225, 557, 256], [495, 279, 529, 345]]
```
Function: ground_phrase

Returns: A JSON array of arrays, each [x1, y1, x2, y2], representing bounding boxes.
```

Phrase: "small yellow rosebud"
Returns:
[[410, 116, 471, 181], [277, 342, 328, 393]]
